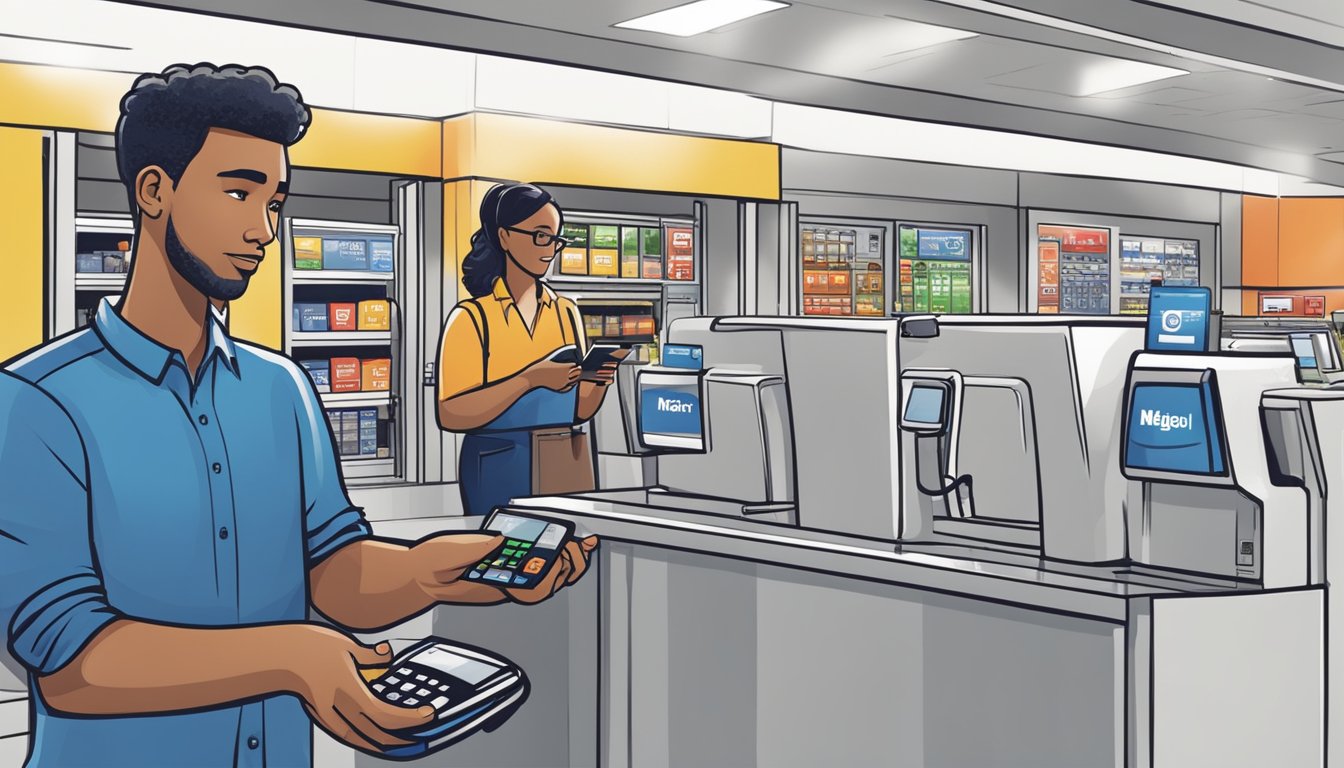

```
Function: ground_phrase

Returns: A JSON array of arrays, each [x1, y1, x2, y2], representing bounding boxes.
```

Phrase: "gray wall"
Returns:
[[783, 148, 1242, 313], [75, 131, 399, 224], [784, 188, 1019, 313], [702, 198, 741, 317]]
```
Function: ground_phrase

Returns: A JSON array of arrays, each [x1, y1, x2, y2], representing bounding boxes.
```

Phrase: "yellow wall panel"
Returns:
[[0, 128, 46, 363], [441, 114, 477, 181], [443, 179, 493, 304], [227, 239, 283, 351], [0, 63, 127, 132], [465, 113, 780, 200], [291, 109, 441, 177], [0, 63, 442, 177]]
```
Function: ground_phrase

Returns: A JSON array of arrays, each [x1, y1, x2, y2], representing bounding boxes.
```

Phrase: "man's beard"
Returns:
[[165, 218, 250, 302]]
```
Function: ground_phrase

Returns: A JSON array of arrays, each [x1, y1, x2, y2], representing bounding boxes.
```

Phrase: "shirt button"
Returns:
[[219, 527, 229, 540], [212, 462, 222, 474], [199, 414, 209, 426], [247, 736, 259, 750]]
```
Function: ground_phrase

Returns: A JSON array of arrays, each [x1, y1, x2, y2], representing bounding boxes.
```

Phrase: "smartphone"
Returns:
[[579, 343, 629, 372], [365, 638, 530, 760], [547, 345, 581, 364], [466, 510, 576, 588]]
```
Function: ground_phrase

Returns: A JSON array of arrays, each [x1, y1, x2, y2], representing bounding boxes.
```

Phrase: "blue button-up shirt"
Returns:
[[1, 298, 372, 767]]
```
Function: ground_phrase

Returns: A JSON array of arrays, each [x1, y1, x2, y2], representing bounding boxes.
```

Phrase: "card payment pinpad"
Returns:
[[365, 638, 530, 760]]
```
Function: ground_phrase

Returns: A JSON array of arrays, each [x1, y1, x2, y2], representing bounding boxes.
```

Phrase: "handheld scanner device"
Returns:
[[366, 638, 531, 761], [467, 510, 575, 588], [899, 371, 974, 517]]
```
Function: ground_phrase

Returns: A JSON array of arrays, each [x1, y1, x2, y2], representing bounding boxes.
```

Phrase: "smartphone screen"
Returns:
[[467, 512, 573, 588]]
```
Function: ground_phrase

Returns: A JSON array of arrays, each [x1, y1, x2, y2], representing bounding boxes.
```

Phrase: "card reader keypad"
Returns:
[[372, 664, 468, 710]]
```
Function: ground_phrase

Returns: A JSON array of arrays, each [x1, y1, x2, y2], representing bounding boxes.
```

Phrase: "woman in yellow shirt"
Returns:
[[437, 183, 623, 516]]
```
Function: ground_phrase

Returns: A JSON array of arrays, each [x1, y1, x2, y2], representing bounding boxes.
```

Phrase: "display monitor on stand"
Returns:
[[1145, 285, 1213, 353]]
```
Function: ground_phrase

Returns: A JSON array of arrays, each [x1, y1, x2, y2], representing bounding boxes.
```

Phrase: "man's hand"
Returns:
[[283, 625, 436, 755], [407, 533, 506, 601], [409, 532, 599, 606], [503, 535, 599, 605]]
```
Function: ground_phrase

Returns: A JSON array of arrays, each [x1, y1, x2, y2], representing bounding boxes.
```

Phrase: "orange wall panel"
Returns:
[[1278, 197, 1344, 287], [1241, 195, 1279, 287]]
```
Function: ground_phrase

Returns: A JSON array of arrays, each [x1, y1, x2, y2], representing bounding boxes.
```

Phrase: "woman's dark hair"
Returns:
[[115, 63, 311, 215], [462, 183, 561, 298]]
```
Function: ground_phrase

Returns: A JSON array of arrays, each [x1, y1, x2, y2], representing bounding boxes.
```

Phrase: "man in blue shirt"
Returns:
[[0, 64, 598, 767]]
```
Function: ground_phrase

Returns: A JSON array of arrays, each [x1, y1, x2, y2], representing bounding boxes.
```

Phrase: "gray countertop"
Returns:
[[404, 490, 1254, 624], [0, 492, 1253, 740]]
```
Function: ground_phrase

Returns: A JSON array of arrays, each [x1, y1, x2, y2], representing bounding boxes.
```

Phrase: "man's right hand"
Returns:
[[284, 625, 436, 754], [525, 359, 581, 392]]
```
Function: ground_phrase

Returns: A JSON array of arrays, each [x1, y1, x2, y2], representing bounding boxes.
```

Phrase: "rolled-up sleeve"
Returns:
[[0, 381, 119, 676], [292, 367, 372, 565]]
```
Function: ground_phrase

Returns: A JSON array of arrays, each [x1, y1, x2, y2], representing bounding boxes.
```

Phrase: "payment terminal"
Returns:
[[467, 510, 576, 588], [366, 637, 531, 760]]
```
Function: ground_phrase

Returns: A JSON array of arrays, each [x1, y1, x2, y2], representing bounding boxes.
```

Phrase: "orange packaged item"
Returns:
[[329, 302, 357, 331], [361, 358, 391, 391], [357, 299, 391, 330], [330, 357, 362, 392]]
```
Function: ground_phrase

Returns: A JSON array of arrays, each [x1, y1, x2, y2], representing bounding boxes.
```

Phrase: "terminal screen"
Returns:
[[1291, 335, 1319, 371], [639, 378, 704, 448], [1146, 286, 1211, 352], [411, 647, 500, 685], [903, 384, 946, 428], [1124, 382, 1226, 476]]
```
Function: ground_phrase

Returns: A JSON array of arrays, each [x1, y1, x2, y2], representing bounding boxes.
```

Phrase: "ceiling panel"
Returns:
[[63, 0, 1344, 185]]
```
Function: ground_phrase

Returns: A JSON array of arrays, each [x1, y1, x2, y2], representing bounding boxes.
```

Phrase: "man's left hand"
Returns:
[[409, 532, 599, 605], [409, 533, 504, 601], [504, 535, 599, 605]]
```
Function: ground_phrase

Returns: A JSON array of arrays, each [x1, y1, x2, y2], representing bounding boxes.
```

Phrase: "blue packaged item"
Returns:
[[296, 303, 329, 332], [322, 238, 369, 270], [662, 344, 704, 370], [340, 411, 360, 456], [76, 254, 104, 273], [369, 238, 394, 272], [359, 408, 378, 456], [300, 360, 331, 392]]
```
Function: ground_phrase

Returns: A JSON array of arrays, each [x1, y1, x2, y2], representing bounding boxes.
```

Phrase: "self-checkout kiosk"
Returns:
[[614, 327, 797, 524], [1221, 315, 1344, 385]]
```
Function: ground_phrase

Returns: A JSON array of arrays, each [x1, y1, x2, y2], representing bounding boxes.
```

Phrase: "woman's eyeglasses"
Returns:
[[504, 226, 571, 250]]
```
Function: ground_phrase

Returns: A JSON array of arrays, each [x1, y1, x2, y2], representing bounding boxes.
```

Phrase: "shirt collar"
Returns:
[[93, 297, 240, 384], [490, 278, 556, 309]]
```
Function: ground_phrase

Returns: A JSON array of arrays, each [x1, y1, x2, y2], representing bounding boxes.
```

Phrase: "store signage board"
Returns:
[[662, 344, 704, 370], [916, 230, 970, 261]]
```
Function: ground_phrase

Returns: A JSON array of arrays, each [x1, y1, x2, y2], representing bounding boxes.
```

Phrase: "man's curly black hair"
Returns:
[[115, 63, 311, 213]]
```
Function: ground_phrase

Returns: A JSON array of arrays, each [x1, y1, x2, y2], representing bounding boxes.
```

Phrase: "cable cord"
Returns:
[[917, 472, 973, 498]]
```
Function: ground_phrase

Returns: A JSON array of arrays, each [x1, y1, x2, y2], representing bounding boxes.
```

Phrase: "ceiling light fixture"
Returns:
[[614, 0, 788, 37], [882, 19, 978, 56], [1077, 59, 1188, 96], [929, 0, 1344, 95]]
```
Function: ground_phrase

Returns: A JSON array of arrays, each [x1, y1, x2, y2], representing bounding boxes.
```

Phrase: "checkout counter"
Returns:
[[5, 306, 1336, 767], [342, 300, 1338, 767]]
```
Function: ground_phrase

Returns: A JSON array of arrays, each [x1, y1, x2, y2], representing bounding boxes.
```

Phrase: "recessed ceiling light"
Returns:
[[882, 19, 978, 56], [614, 0, 788, 37], [1077, 59, 1188, 96]]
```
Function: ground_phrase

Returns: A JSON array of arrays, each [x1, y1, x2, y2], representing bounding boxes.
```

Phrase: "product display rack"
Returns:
[[799, 220, 889, 317], [283, 217, 403, 484], [71, 215, 134, 330], [547, 211, 701, 364], [895, 224, 975, 315]]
